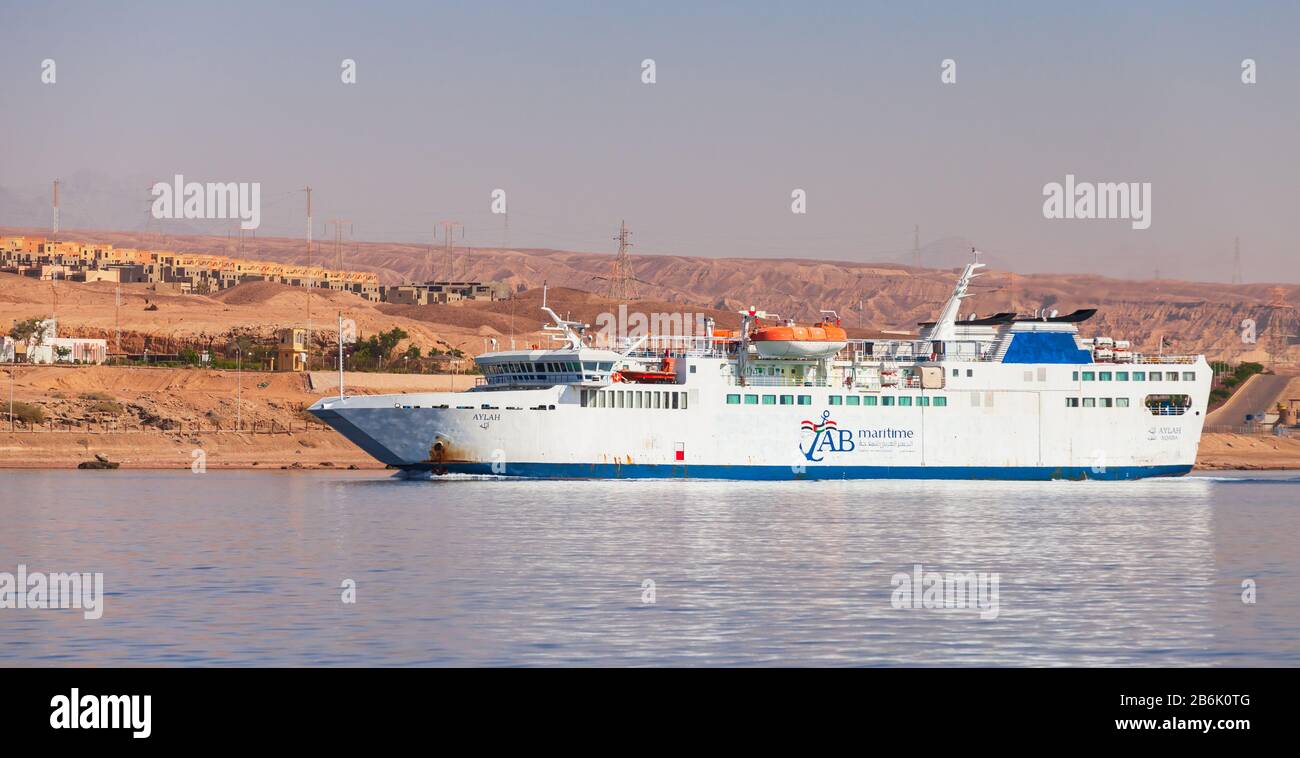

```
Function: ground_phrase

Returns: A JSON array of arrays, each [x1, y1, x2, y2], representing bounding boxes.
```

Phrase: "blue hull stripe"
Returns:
[[409, 462, 1193, 481]]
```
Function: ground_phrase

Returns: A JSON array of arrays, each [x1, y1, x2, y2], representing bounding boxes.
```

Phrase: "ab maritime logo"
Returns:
[[799, 410, 856, 462]]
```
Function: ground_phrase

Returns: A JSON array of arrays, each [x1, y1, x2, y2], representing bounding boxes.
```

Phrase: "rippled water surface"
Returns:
[[1, 470, 1298, 666]]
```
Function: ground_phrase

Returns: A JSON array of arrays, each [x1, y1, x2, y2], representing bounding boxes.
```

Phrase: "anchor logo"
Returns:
[[799, 410, 855, 462]]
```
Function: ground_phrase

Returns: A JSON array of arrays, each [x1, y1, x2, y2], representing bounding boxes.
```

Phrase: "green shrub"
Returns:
[[8, 401, 44, 425], [86, 399, 124, 416]]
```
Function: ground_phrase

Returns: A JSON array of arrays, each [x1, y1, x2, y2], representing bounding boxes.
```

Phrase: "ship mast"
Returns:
[[929, 251, 985, 342], [539, 285, 588, 350]]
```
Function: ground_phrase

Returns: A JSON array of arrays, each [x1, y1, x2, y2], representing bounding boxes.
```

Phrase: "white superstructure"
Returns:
[[310, 260, 1210, 480]]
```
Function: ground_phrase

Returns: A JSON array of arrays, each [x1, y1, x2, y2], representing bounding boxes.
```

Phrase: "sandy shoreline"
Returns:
[[0, 429, 386, 470], [0, 431, 1294, 472]]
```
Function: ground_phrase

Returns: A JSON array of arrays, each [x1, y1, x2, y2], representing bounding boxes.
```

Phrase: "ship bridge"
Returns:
[[476, 348, 622, 388]]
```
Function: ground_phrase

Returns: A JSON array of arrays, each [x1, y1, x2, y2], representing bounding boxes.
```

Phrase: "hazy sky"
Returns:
[[1, 1, 1297, 282]]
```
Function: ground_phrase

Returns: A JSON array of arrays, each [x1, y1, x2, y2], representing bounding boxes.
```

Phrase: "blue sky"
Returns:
[[1, 1, 1296, 281]]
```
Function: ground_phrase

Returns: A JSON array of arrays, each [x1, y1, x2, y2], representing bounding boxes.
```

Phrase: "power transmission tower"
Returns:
[[1232, 237, 1242, 284], [437, 221, 464, 279], [303, 186, 313, 261], [145, 186, 162, 244], [912, 224, 920, 268], [1266, 287, 1297, 368], [328, 219, 352, 271], [608, 220, 638, 301]]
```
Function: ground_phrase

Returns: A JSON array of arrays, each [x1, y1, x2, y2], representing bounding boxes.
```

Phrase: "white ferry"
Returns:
[[309, 260, 1210, 480]]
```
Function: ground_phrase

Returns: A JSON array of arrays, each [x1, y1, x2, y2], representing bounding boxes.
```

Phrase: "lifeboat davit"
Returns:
[[751, 321, 848, 358]]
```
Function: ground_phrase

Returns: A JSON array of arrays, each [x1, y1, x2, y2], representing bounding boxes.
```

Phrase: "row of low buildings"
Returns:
[[0, 236, 510, 304]]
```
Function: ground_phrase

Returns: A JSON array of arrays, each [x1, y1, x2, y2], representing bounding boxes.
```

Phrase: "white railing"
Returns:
[[731, 376, 830, 388], [1147, 406, 1189, 416], [1127, 354, 1198, 365]]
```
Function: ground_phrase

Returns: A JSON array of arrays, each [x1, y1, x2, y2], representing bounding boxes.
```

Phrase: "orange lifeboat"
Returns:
[[614, 355, 678, 384], [751, 320, 848, 358]]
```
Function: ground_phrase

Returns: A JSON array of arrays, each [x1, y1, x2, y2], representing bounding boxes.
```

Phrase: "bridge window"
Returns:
[[847, 396, 862, 406], [1117, 398, 1130, 407], [762, 395, 776, 405], [726, 394, 741, 405], [745, 394, 759, 405], [797, 395, 812, 405], [1182, 372, 1196, 381], [917, 396, 930, 406], [899, 396, 913, 406], [1132, 371, 1145, 381], [780, 395, 794, 405], [1101, 397, 1113, 407], [1099, 372, 1112, 381], [1116, 371, 1129, 381], [882, 396, 896, 406], [829, 396, 843, 406], [1082, 371, 1095, 381], [1066, 397, 1079, 407], [933, 396, 947, 407], [1083, 398, 1096, 407], [1166, 372, 1179, 381]]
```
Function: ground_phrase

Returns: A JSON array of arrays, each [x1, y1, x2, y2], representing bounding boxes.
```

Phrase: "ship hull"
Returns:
[[309, 357, 1209, 482]]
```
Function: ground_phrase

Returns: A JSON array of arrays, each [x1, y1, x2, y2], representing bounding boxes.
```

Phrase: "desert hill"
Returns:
[[3, 225, 1298, 362]]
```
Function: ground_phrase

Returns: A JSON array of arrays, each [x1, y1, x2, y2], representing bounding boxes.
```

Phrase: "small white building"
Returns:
[[10, 318, 108, 364]]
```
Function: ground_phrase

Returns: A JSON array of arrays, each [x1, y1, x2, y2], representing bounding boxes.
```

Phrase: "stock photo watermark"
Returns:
[[151, 174, 261, 230], [0, 564, 104, 620], [1042, 174, 1150, 230], [941, 58, 956, 83], [50, 689, 151, 739], [891, 564, 1000, 620], [592, 305, 710, 345]]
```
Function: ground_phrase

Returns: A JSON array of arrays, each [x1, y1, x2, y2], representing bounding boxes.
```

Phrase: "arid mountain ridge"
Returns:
[[2, 226, 1296, 362]]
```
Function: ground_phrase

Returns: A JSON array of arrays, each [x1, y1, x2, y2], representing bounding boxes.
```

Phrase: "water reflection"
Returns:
[[0, 471, 1295, 666]]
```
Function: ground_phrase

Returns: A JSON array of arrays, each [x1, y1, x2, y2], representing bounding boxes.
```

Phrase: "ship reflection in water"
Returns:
[[1, 470, 1297, 666]]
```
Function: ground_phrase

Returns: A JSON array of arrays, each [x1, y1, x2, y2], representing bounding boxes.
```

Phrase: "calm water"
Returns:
[[1, 470, 1298, 666]]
